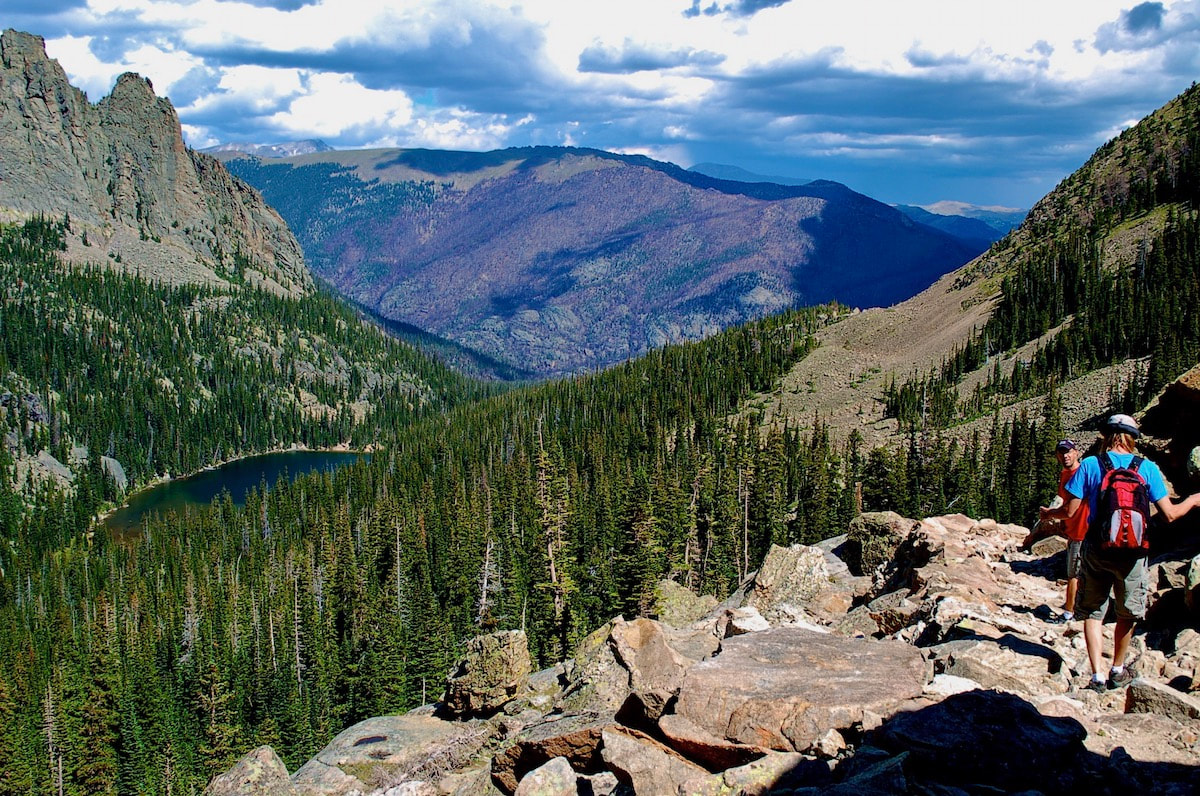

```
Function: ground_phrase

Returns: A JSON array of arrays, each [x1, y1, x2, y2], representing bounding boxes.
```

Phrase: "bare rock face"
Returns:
[[444, 630, 532, 717], [672, 627, 929, 752], [0, 29, 309, 294], [202, 746, 296, 796]]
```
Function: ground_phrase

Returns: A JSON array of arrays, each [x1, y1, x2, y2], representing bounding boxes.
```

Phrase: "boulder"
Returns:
[[202, 746, 295, 796], [512, 757, 577, 796], [608, 617, 690, 720], [1125, 678, 1200, 722], [557, 622, 630, 714], [491, 714, 615, 793], [657, 712, 767, 770], [678, 751, 816, 796], [928, 635, 1068, 695], [874, 689, 1086, 792], [1031, 535, 1068, 556], [599, 727, 707, 794], [796, 749, 906, 795], [652, 579, 717, 628], [745, 543, 830, 624], [444, 631, 532, 716], [672, 627, 928, 752], [845, 512, 918, 575], [924, 673, 983, 697], [1186, 554, 1200, 615], [865, 590, 925, 636], [291, 715, 490, 796], [717, 606, 772, 636]]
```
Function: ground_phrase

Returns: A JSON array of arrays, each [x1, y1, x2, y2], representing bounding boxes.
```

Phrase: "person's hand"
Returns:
[[1039, 505, 1055, 520]]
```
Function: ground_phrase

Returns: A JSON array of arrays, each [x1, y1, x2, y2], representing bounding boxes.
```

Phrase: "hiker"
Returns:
[[1062, 414, 1200, 692], [1034, 439, 1089, 623]]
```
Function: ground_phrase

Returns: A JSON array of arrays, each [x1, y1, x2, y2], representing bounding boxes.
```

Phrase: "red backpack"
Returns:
[[1093, 455, 1152, 551]]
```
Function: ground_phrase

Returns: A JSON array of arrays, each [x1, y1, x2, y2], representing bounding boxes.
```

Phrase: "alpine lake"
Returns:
[[101, 450, 370, 536]]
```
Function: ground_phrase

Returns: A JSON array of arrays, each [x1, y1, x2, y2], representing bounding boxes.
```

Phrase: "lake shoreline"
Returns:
[[94, 442, 376, 532]]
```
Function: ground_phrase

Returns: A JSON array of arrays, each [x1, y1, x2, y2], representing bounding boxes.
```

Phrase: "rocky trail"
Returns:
[[208, 509, 1200, 795]]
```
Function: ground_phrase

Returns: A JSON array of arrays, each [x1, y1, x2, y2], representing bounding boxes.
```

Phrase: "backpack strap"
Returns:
[[1129, 456, 1143, 473], [1099, 453, 1114, 475]]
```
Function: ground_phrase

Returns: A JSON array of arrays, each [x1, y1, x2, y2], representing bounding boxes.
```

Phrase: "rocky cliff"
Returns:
[[0, 29, 309, 294], [207, 503, 1200, 794]]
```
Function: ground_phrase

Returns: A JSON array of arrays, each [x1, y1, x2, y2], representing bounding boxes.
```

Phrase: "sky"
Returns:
[[8, 0, 1200, 208]]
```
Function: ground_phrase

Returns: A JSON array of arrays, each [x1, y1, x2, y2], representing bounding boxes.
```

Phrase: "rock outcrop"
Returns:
[[209, 511, 1200, 795], [0, 29, 309, 294]]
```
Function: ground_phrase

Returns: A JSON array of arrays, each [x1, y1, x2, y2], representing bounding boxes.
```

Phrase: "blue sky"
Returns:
[[9, 0, 1200, 208]]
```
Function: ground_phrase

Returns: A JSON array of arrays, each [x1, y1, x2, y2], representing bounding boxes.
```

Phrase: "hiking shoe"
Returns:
[[1083, 678, 1108, 694], [1107, 668, 1135, 690]]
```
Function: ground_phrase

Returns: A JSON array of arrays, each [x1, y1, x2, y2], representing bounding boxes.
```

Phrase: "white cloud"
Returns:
[[267, 72, 414, 138]]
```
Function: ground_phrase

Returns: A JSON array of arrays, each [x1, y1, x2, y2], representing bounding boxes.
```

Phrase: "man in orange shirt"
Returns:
[[1037, 439, 1089, 623]]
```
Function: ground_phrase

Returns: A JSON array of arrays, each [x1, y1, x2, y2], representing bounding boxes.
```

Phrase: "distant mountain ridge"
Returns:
[[201, 139, 333, 158], [918, 200, 1026, 234], [893, 204, 1005, 250], [687, 161, 813, 185], [223, 145, 981, 377], [0, 29, 309, 294]]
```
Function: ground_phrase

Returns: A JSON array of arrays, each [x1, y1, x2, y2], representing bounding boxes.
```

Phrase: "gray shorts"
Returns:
[[1073, 542, 1148, 621], [1065, 540, 1083, 580]]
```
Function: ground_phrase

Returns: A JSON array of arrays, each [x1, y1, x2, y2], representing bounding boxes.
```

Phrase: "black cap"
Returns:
[[1055, 439, 1076, 452]]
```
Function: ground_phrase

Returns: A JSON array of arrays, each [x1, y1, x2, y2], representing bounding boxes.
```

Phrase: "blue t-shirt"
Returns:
[[1064, 451, 1168, 520]]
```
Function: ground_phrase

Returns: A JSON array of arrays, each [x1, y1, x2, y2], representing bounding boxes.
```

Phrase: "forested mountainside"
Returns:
[[0, 215, 484, 520], [754, 81, 1200, 464], [221, 146, 979, 378], [883, 81, 1200, 431], [0, 29, 307, 293]]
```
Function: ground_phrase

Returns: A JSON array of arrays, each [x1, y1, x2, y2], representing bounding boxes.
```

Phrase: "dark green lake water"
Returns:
[[102, 450, 370, 535]]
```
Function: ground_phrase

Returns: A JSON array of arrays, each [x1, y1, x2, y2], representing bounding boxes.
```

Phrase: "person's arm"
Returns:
[[1040, 501, 1069, 521], [1154, 492, 1200, 523]]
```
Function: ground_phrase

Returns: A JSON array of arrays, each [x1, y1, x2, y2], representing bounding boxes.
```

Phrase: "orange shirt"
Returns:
[[1058, 465, 1088, 542]]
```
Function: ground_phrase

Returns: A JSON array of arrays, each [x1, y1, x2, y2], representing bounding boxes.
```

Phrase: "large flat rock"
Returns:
[[672, 627, 929, 752], [291, 714, 490, 795]]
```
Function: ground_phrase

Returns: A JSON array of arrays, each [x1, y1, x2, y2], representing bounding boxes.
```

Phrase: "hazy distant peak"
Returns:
[[920, 200, 1023, 216], [914, 200, 1027, 235], [687, 162, 812, 186], [202, 140, 333, 158]]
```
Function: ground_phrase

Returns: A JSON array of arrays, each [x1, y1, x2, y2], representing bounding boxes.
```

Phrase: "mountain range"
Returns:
[[218, 146, 987, 377]]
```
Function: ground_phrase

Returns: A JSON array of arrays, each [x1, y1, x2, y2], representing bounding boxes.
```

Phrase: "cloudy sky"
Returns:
[[10, 0, 1200, 208]]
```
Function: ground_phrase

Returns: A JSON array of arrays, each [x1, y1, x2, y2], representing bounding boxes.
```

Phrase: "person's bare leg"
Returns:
[[1084, 617, 1107, 676], [1064, 577, 1079, 615], [1112, 616, 1137, 669]]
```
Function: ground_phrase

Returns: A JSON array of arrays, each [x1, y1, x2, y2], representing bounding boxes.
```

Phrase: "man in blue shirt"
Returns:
[[1063, 414, 1200, 692]]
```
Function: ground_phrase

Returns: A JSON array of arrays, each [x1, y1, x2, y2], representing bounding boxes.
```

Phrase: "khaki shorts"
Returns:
[[1065, 540, 1083, 580], [1074, 542, 1148, 621]]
